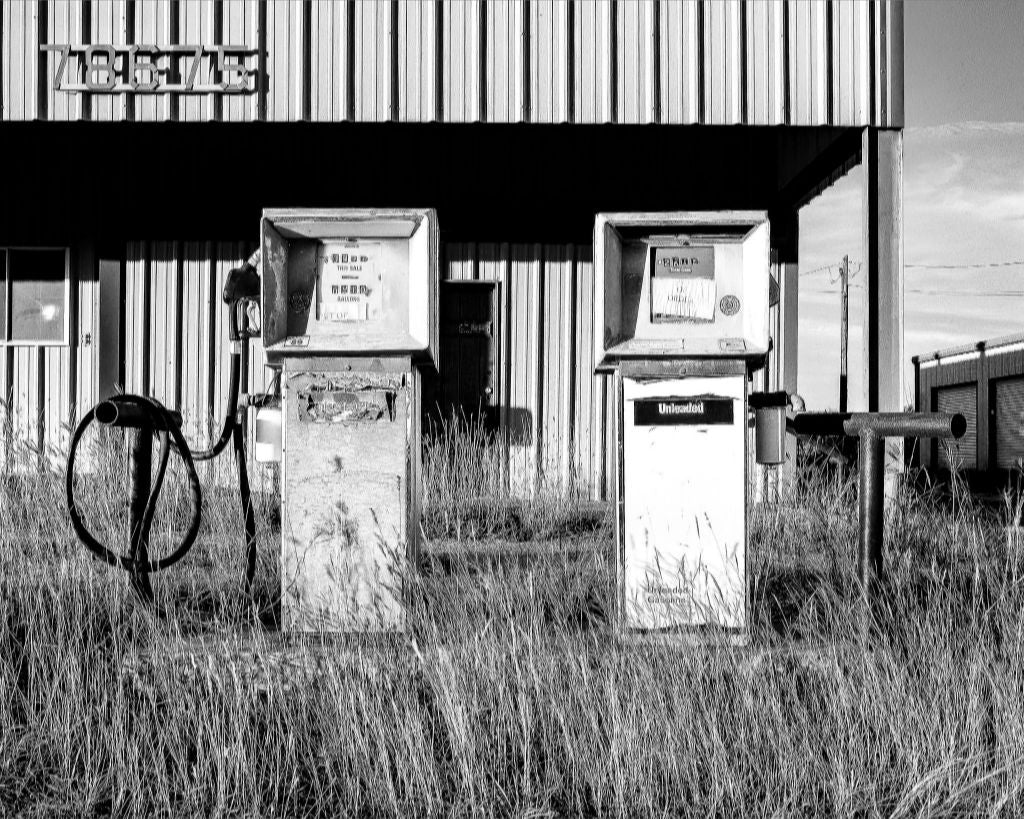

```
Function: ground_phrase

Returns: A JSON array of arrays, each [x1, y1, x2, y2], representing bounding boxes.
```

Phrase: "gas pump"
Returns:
[[259, 208, 437, 633], [594, 212, 770, 636]]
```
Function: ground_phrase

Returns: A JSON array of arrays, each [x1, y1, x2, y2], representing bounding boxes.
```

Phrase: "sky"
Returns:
[[796, 0, 1024, 411]]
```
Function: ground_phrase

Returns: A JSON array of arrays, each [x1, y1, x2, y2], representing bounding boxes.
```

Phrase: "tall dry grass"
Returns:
[[2, 415, 1024, 816]]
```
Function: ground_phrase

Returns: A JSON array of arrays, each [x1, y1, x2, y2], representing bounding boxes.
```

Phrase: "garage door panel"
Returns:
[[936, 383, 977, 470]]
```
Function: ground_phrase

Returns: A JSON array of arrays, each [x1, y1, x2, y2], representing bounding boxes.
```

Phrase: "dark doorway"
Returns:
[[425, 281, 499, 433]]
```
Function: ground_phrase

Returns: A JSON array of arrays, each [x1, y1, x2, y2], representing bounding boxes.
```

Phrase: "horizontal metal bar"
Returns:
[[792, 412, 966, 440]]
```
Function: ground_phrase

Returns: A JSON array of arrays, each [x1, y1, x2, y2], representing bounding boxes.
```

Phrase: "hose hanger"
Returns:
[[65, 255, 269, 613], [66, 395, 203, 606]]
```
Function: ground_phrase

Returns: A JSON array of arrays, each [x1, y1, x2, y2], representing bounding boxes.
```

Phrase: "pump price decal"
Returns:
[[318, 242, 383, 322], [651, 245, 716, 323], [633, 397, 734, 426]]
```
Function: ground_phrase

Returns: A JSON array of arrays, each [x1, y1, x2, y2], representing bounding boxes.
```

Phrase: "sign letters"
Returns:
[[633, 397, 735, 426], [41, 44, 257, 94]]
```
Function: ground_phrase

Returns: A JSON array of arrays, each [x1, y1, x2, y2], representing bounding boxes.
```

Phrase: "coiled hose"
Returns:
[[66, 284, 263, 609]]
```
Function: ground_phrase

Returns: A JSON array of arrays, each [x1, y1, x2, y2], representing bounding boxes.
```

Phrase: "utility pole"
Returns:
[[839, 254, 849, 412]]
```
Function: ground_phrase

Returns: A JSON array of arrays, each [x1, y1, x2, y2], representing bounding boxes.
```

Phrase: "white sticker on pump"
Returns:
[[651, 245, 716, 323], [319, 242, 384, 322]]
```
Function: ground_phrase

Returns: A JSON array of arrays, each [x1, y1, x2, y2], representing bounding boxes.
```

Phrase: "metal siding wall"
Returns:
[[179, 0, 217, 122], [531, 0, 570, 123], [747, 0, 786, 125], [265, 0, 304, 122], [788, 0, 827, 125], [353, 0, 391, 122], [506, 245, 541, 494], [73, 244, 98, 427], [222, 0, 259, 122], [90, 0, 128, 122], [833, 0, 872, 126], [988, 349, 1024, 380], [486, 0, 526, 122], [134, 0, 174, 122], [2, 0, 40, 120], [441, 241, 612, 499], [573, 0, 612, 124], [397, 0, 435, 123], [616, 0, 656, 124], [444, 0, 481, 123], [9, 0, 900, 126], [541, 245, 574, 488], [658, 0, 700, 124], [46, 0, 84, 121], [705, 0, 744, 125], [122, 241, 262, 451]]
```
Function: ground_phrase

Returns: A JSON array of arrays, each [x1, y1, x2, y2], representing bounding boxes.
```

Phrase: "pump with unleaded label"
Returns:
[[594, 212, 770, 637]]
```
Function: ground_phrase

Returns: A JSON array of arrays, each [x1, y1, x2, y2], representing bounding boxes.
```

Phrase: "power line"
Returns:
[[906, 260, 1024, 270], [803, 260, 1024, 277], [804, 286, 1024, 296]]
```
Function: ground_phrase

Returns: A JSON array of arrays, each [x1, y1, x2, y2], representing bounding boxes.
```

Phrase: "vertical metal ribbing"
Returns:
[[651, 0, 660, 123], [609, 0, 617, 122], [695, 0, 705, 123], [0, 0, 4, 121], [781, 0, 790, 125], [35, 348, 45, 464], [478, 0, 487, 122], [565, 0, 574, 123], [81, 0, 92, 120], [388, 0, 398, 121], [173, 242, 183, 412], [565, 247, 578, 484], [739, 0, 748, 124], [302, 0, 312, 121], [168, 0, 180, 121], [534, 245, 545, 493], [433, 0, 442, 121], [205, 242, 217, 431], [141, 242, 151, 397], [522, 0, 531, 122], [126, 0, 137, 121], [877, 0, 887, 125], [258, 0, 268, 121], [36, 0, 48, 121], [825, 0, 834, 125]]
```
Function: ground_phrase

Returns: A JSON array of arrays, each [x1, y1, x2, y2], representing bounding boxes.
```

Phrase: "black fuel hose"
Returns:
[[66, 395, 202, 574], [190, 303, 242, 462], [67, 296, 264, 605], [168, 298, 258, 595]]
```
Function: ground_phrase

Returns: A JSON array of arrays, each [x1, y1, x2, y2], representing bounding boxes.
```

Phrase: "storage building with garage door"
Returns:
[[913, 334, 1024, 481], [1, 0, 906, 498]]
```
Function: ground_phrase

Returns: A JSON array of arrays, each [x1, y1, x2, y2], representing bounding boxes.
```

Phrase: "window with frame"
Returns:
[[0, 248, 69, 344]]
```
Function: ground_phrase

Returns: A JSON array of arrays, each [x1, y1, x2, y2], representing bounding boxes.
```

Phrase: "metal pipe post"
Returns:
[[128, 428, 154, 602], [858, 429, 885, 588]]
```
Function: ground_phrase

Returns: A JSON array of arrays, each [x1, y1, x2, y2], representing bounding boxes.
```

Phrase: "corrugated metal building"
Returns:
[[1, 0, 905, 496], [913, 334, 1024, 476]]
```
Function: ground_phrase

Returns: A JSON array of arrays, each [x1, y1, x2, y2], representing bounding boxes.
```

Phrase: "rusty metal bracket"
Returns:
[[790, 412, 967, 591]]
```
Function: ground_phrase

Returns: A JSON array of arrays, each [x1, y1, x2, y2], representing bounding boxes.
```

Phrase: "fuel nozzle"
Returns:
[[223, 250, 261, 342], [223, 249, 261, 306]]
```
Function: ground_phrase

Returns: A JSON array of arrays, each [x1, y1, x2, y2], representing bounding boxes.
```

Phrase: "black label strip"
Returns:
[[633, 397, 735, 426]]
